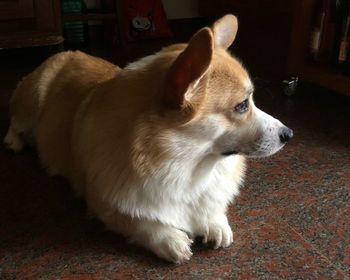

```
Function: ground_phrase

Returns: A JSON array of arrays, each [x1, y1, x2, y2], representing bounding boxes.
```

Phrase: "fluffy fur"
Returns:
[[4, 15, 292, 263]]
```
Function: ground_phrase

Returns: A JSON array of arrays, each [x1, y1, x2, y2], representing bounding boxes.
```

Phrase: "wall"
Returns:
[[162, 0, 199, 19]]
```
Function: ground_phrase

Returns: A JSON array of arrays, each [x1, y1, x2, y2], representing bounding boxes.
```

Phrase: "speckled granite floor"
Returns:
[[0, 50, 349, 279]]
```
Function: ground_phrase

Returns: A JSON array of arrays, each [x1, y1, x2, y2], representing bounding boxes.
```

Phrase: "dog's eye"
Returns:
[[234, 99, 249, 113]]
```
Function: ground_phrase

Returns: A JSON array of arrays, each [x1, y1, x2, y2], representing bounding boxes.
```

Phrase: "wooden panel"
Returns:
[[0, 0, 35, 19], [201, 0, 350, 95], [286, 0, 350, 96], [35, 0, 58, 32], [286, 0, 315, 75], [199, 0, 294, 79], [63, 13, 116, 22], [300, 64, 350, 96], [0, 0, 62, 49], [0, 32, 63, 48]]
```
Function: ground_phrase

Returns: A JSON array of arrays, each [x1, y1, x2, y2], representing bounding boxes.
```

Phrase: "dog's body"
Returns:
[[4, 15, 292, 263]]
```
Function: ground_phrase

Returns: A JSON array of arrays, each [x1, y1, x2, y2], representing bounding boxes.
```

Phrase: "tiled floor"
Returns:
[[0, 46, 349, 279]]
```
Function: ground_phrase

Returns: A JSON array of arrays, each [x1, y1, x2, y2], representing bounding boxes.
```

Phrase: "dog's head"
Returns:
[[155, 15, 293, 158]]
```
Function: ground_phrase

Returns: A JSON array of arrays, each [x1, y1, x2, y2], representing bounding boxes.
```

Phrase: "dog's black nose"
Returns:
[[279, 127, 293, 143]]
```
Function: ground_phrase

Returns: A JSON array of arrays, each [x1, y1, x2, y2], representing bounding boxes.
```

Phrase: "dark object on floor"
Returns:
[[282, 77, 299, 96]]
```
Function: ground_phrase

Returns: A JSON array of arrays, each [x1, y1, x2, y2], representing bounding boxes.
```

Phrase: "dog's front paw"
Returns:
[[203, 216, 233, 249], [150, 228, 193, 264]]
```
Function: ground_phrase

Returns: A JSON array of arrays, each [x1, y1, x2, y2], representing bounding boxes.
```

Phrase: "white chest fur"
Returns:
[[92, 149, 245, 234]]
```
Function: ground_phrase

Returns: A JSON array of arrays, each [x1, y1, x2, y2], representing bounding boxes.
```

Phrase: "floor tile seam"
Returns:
[[284, 222, 350, 279]]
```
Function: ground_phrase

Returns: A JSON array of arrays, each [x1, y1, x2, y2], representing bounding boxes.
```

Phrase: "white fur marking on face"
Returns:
[[249, 106, 285, 157], [214, 103, 287, 158], [184, 114, 228, 142]]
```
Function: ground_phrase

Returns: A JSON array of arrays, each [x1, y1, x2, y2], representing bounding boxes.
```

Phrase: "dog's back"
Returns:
[[5, 51, 120, 177]]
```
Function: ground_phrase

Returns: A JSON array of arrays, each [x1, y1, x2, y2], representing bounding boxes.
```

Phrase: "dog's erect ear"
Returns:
[[212, 14, 238, 49], [164, 27, 213, 110]]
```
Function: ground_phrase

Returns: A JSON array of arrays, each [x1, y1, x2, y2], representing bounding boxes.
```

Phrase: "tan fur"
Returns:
[[9, 51, 120, 173], [5, 15, 291, 263]]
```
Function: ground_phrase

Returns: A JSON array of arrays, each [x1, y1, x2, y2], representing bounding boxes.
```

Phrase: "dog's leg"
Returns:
[[91, 201, 194, 263], [129, 219, 194, 263], [201, 213, 233, 249]]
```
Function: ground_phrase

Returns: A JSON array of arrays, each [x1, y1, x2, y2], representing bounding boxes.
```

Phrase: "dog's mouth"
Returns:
[[221, 150, 238, 156]]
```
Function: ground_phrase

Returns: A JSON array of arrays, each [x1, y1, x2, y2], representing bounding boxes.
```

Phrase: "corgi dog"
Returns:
[[4, 15, 293, 263]]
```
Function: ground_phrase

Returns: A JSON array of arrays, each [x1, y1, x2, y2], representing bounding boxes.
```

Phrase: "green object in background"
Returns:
[[61, 0, 88, 44], [61, 0, 86, 14]]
